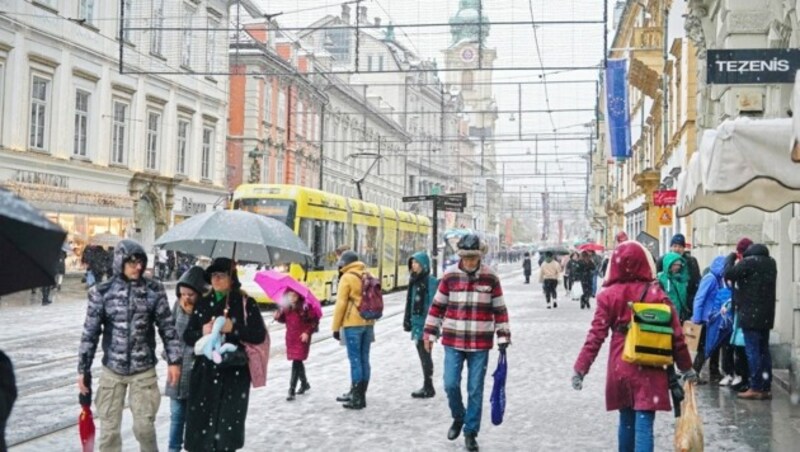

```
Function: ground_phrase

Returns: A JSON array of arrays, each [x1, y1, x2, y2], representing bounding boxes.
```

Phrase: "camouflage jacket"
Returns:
[[78, 240, 181, 376]]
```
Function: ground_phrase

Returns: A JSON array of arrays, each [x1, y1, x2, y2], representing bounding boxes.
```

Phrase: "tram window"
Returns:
[[324, 221, 346, 270], [399, 230, 415, 265]]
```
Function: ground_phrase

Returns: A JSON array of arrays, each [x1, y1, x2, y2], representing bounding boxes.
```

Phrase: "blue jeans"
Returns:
[[743, 329, 772, 392], [443, 347, 489, 435], [168, 398, 187, 452], [618, 409, 655, 452], [344, 326, 374, 383]]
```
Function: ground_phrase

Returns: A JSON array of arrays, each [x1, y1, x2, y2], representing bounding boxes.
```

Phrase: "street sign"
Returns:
[[436, 196, 466, 212], [657, 207, 674, 226], [441, 192, 467, 201], [402, 194, 436, 202]]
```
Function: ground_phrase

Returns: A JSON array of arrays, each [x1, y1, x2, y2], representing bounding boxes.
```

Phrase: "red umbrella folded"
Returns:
[[78, 373, 94, 452]]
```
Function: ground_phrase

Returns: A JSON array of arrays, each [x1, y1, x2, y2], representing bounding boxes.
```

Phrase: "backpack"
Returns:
[[349, 271, 384, 320], [622, 284, 675, 367]]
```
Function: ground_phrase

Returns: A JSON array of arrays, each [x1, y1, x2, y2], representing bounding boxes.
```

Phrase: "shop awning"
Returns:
[[677, 117, 800, 217]]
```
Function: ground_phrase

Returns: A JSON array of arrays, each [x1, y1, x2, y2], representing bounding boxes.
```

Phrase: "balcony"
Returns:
[[631, 27, 664, 74]]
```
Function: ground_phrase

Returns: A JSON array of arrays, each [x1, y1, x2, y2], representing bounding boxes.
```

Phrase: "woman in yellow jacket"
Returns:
[[332, 251, 375, 410]]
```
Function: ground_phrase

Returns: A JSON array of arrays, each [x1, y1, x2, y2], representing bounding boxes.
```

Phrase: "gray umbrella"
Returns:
[[154, 210, 311, 265]]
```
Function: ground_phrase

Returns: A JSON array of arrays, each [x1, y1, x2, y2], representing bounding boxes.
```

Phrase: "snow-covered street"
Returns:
[[4, 263, 800, 451]]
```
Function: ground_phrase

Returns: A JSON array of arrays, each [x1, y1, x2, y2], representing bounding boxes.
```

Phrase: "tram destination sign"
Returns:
[[707, 49, 800, 84]]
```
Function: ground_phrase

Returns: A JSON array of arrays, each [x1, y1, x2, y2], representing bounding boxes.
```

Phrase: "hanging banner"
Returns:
[[605, 59, 632, 160]]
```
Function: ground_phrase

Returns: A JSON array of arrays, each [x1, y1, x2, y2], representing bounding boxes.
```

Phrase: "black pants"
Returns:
[[524, 272, 531, 284], [543, 280, 558, 304], [721, 343, 749, 382], [580, 279, 592, 308], [415, 339, 434, 384], [290, 360, 308, 389], [692, 326, 721, 376], [564, 276, 572, 291]]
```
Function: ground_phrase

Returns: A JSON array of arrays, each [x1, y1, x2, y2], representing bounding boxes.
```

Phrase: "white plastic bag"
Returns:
[[571, 283, 582, 300]]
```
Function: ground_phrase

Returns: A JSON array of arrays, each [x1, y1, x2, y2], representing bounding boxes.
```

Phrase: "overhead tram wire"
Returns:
[[528, 0, 557, 133]]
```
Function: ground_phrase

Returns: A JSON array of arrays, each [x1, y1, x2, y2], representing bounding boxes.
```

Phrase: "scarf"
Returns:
[[409, 271, 429, 316]]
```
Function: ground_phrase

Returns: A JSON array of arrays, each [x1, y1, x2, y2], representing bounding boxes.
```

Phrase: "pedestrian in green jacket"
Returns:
[[657, 252, 690, 321], [403, 251, 439, 399]]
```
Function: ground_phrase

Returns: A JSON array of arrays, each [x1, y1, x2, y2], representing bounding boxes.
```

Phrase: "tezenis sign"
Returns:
[[707, 49, 800, 84]]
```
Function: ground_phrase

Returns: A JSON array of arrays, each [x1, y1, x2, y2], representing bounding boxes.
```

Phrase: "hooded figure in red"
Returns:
[[573, 241, 694, 413]]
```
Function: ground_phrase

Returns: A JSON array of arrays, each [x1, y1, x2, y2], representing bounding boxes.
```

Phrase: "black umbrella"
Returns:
[[0, 188, 67, 296], [538, 246, 570, 256]]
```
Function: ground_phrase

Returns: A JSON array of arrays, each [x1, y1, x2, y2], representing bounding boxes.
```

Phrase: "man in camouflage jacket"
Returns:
[[78, 239, 181, 452]]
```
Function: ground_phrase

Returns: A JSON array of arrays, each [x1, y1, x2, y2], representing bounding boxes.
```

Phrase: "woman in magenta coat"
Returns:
[[274, 289, 321, 401], [571, 241, 696, 452]]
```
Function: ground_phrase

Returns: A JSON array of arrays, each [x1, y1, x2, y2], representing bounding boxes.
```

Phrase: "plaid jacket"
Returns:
[[423, 263, 510, 351]]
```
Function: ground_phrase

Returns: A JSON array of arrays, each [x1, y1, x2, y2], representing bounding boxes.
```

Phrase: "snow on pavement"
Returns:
[[5, 265, 797, 450]]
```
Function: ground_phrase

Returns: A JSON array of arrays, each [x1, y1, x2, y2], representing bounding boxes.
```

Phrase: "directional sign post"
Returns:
[[402, 193, 468, 276]]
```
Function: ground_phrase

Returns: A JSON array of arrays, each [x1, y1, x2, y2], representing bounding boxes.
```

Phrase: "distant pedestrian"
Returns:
[[165, 266, 205, 452], [522, 252, 532, 284], [332, 251, 375, 410], [574, 251, 596, 309], [572, 241, 696, 451], [657, 252, 690, 322], [539, 251, 562, 309], [690, 255, 726, 385], [423, 233, 511, 452], [725, 243, 777, 400], [274, 288, 321, 401], [183, 258, 267, 451], [77, 239, 182, 452], [403, 251, 439, 399], [657, 234, 702, 312], [0, 350, 17, 452]]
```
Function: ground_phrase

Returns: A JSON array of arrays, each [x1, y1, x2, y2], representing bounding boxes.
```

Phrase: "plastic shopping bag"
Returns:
[[571, 283, 582, 300], [489, 349, 507, 425], [674, 382, 704, 452]]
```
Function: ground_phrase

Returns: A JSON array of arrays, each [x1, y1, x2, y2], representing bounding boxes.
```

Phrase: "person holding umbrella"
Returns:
[[1, 350, 16, 452], [274, 288, 321, 401], [77, 239, 182, 452], [183, 258, 266, 451]]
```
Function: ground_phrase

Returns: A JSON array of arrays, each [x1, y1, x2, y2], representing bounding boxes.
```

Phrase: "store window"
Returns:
[[47, 213, 132, 272]]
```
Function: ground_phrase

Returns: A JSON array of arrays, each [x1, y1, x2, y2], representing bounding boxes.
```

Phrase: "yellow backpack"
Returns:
[[622, 284, 675, 367]]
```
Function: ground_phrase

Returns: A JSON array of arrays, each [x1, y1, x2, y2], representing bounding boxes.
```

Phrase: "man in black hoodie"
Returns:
[[724, 243, 777, 400], [0, 350, 16, 452]]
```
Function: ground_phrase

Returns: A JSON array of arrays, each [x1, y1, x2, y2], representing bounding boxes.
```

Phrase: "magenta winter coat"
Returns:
[[573, 241, 693, 412], [276, 303, 320, 361]]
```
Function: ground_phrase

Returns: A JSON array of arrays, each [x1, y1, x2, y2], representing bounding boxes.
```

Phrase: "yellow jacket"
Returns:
[[332, 261, 375, 331]]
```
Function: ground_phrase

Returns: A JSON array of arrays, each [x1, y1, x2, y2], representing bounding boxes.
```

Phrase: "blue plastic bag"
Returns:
[[490, 348, 507, 426]]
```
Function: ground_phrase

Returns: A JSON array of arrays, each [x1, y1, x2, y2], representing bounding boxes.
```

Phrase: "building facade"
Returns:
[[0, 0, 231, 260]]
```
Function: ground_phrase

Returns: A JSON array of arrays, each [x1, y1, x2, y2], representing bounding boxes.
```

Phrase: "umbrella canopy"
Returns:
[[579, 243, 605, 252], [677, 117, 800, 217], [154, 210, 311, 265], [538, 246, 570, 256], [78, 373, 94, 452], [88, 232, 123, 248], [0, 188, 67, 296], [254, 270, 323, 318]]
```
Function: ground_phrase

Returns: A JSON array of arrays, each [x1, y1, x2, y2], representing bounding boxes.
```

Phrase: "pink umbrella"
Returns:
[[579, 242, 605, 252], [254, 270, 323, 318]]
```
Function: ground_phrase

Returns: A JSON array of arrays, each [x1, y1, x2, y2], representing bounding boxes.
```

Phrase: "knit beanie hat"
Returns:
[[736, 237, 754, 254]]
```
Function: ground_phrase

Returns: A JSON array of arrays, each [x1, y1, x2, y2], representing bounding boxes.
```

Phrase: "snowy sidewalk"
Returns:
[[7, 266, 800, 451]]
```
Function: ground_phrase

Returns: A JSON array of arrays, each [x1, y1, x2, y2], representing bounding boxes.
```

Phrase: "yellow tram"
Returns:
[[231, 184, 431, 305]]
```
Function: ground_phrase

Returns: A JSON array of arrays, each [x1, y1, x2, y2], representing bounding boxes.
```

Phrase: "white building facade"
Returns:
[[0, 0, 230, 260]]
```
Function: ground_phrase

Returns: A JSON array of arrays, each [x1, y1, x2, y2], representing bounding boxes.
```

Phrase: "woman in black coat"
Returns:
[[183, 258, 266, 452]]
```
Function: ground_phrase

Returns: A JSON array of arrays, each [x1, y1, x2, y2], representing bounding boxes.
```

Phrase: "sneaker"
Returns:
[[731, 375, 743, 387], [718, 375, 733, 386], [547, 304, 552, 309]]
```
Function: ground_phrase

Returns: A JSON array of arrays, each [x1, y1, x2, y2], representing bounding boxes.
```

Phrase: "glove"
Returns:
[[403, 319, 411, 332], [571, 372, 584, 391], [682, 369, 698, 385], [498, 342, 509, 351], [333, 331, 341, 341]]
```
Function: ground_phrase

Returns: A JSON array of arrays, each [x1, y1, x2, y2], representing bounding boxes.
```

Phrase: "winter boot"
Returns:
[[343, 382, 365, 410], [336, 384, 355, 402], [287, 366, 298, 401], [297, 365, 311, 395], [411, 378, 436, 398], [362, 380, 369, 407], [465, 433, 479, 451], [447, 419, 464, 440]]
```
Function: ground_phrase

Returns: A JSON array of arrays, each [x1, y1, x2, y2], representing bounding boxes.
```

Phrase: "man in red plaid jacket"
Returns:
[[424, 233, 511, 452]]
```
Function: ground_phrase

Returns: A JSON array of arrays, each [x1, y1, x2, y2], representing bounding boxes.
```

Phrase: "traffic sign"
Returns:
[[436, 196, 467, 212], [402, 194, 436, 202], [657, 207, 673, 226]]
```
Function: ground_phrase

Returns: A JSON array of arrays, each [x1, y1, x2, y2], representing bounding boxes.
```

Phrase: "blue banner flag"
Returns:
[[605, 59, 632, 160]]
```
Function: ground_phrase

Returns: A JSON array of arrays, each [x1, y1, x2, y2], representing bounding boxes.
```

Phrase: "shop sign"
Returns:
[[653, 189, 677, 206], [13, 170, 68, 188], [180, 197, 207, 216], [707, 49, 800, 84]]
